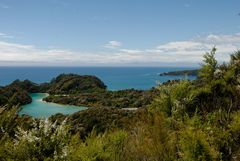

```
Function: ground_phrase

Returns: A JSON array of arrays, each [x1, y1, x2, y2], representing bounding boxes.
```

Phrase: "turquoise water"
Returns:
[[19, 93, 87, 118]]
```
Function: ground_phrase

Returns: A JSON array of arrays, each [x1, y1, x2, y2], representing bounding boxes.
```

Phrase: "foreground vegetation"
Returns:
[[1, 48, 240, 160]]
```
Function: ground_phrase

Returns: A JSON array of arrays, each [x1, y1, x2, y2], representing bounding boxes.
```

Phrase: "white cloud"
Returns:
[[156, 41, 209, 52], [152, 33, 240, 63], [119, 49, 143, 54], [103, 41, 122, 49], [0, 33, 240, 66], [0, 32, 14, 39]]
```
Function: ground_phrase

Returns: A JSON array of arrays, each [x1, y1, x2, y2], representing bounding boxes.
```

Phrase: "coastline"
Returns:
[[30, 93, 88, 108], [19, 93, 88, 118]]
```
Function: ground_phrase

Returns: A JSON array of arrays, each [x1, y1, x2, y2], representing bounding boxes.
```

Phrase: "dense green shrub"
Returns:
[[3, 119, 70, 161], [0, 85, 32, 106], [68, 130, 127, 161], [151, 80, 192, 118], [123, 112, 178, 161]]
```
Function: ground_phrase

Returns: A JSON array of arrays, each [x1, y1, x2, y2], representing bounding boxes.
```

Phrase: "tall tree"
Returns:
[[199, 47, 218, 82]]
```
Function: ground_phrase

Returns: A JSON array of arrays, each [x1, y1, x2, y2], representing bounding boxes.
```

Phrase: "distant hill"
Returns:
[[159, 69, 199, 76]]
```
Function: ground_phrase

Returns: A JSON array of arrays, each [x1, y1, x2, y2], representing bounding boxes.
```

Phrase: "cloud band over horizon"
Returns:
[[0, 33, 239, 67]]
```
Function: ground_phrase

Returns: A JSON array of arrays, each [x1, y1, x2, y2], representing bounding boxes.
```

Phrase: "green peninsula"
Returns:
[[159, 69, 199, 76]]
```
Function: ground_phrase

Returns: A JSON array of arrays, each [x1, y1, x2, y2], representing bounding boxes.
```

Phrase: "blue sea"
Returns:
[[0, 67, 197, 90]]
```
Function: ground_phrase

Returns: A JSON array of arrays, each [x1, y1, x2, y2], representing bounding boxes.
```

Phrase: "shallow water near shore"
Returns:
[[19, 93, 87, 118]]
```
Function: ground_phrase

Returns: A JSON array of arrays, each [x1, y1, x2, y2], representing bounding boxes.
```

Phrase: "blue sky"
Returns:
[[0, 0, 240, 66]]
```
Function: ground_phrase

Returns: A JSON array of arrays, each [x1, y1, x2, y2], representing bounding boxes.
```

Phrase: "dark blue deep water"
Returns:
[[0, 67, 197, 90]]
